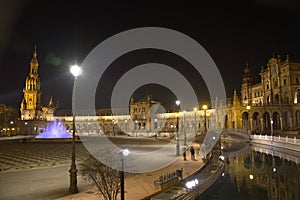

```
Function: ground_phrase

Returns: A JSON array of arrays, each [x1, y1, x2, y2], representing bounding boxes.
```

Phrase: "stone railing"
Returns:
[[251, 134, 300, 152], [252, 134, 300, 144]]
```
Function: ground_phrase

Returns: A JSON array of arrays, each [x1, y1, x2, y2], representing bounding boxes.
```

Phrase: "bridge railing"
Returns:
[[252, 134, 300, 145]]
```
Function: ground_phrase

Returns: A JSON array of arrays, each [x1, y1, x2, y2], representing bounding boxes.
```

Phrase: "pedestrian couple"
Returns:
[[183, 146, 195, 161]]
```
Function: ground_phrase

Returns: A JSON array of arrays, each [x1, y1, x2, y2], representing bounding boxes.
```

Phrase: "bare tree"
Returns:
[[80, 153, 121, 200], [0, 104, 18, 129]]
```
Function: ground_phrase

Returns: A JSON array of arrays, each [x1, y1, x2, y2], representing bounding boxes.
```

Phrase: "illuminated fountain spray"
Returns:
[[35, 118, 72, 139]]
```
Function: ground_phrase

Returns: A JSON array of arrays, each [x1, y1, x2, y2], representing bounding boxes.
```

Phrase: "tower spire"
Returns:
[[34, 45, 37, 57], [242, 61, 253, 84], [30, 45, 39, 74], [20, 45, 42, 120], [49, 96, 54, 107]]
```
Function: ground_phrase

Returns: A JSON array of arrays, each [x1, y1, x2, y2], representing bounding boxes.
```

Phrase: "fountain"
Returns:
[[35, 118, 72, 139]]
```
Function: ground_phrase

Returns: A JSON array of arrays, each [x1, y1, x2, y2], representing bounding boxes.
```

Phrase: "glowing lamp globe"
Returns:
[[122, 149, 130, 157], [70, 65, 82, 77]]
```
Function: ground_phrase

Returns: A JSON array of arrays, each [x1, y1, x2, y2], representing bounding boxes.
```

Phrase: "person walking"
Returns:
[[190, 146, 195, 161], [183, 146, 187, 161]]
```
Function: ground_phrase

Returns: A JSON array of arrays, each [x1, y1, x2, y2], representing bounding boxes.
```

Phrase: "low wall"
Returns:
[[251, 134, 300, 152]]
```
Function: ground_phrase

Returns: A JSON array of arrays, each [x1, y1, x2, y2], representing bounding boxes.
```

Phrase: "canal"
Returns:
[[199, 141, 300, 200]]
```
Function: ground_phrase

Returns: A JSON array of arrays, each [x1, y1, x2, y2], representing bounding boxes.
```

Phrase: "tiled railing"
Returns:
[[252, 134, 300, 145]]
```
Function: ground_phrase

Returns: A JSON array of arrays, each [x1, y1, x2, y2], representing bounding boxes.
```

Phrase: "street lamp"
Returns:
[[246, 105, 251, 132], [175, 100, 180, 156], [113, 120, 118, 136], [202, 105, 208, 132], [270, 119, 274, 142], [24, 122, 28, 142], [249, 174, 254, 180], [120, 149, 130, 200], [69, 64, 81, 194], [193, 107, 197, 136], [183, 110, 186, 147], [134, 120, 138, 137], [10, 121, 14, 136]]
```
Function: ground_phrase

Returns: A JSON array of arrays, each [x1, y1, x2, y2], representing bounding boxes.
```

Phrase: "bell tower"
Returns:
[[20, 46, 42, 120], [241, 62, 253, 105]]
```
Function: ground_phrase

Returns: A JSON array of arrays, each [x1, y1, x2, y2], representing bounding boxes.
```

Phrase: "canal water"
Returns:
[[199, 142, 300, 200]]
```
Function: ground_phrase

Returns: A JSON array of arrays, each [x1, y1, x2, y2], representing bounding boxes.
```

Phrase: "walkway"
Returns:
[[56, 143, 203, 200]]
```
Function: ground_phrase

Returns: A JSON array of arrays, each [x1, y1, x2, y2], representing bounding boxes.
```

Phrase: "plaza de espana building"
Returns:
[[14, 48, 300, 137]]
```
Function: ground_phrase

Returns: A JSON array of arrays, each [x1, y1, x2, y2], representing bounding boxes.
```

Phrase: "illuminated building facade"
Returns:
[[221, 54, 300, 135], [15, 50, 300, 136]]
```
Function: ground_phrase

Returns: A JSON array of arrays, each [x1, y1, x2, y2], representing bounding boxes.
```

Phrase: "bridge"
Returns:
[[221, 128, 250, 142]]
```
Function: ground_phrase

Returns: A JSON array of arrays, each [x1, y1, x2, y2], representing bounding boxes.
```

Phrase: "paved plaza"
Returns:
[[0, 136, 204, 200], [0, 139, 90, 172], [57, 142, 203, 200]]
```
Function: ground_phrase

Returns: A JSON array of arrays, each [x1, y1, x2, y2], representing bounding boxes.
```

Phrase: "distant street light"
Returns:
[[249, 174, 254, 180], [120, 149, 130, 200], [175, 100, 180, 156], [270, 119, 274, 142], [69, 64, 82, 194], [202, 105, 208, 132], [193, 107, 197, 136], [24, 122, 28, 142], [10, 121, 14, 136], [246, 105, 251, 133], [113, 120, 118, 136], [134, 120, 138, 137]]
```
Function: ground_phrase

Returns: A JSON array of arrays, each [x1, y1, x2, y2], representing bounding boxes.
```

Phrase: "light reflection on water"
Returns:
[[199, 141, 300, 200]]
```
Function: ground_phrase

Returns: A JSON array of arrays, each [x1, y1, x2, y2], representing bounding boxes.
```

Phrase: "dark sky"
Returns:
[[1, 0, 300, 111]]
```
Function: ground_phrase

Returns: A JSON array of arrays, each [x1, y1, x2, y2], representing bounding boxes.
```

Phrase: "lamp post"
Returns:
[[202, 105, 208, 132], [24, 122, 28, 142], [183, 110, 186, 147], [113, 120, 118, 136], [134, 120, 138, 137], [120, 149, 129, 200], [10, 121, 13, 136], [246, 105, 251, 133], [193, 107, 197, 136], [175, 100, 180, 156], [69, 64, 81, 194], [270, 119, 274, 142]]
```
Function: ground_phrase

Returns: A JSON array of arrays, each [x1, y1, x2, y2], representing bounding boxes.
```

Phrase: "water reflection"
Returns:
[[201, 142, 300, 200]]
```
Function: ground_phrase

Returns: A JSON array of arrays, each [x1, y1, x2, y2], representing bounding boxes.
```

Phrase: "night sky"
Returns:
[[1, 0, 300, 111]]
